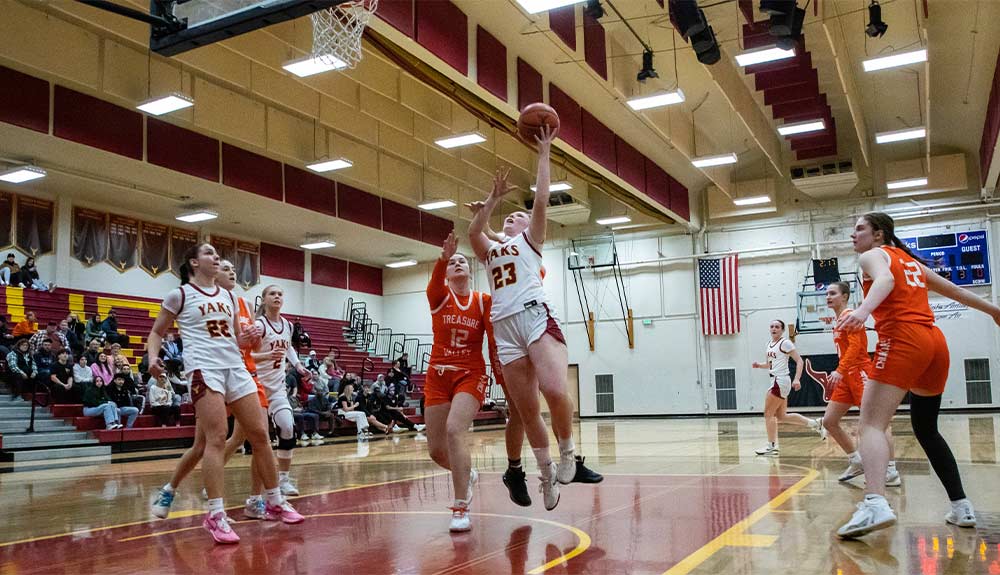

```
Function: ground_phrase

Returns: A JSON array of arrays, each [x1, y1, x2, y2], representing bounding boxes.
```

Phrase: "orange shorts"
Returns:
[[869, 323, 949, 396], [424, 366, 488, 407], [829, 370, 867, 407]]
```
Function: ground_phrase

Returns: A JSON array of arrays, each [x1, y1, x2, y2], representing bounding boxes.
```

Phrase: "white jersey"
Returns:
[[485, 231, 549, 321], [255, 315, 293, 394], [766, 338, 795, 378], [162, 283, 244, 374]]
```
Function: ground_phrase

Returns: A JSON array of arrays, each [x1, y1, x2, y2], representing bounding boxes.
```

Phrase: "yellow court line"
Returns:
[[662, 468, 820, 575], [0, 471, 449, 548]]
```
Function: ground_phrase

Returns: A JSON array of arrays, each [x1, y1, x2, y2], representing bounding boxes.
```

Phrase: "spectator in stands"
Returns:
[[0, 315, 13, 357], [101, 309, 128, 346], [63, 317, 83, 358], [148, 374, 181, 426], [12, 311, 37, 339], [387, 361, 409, 391], [287, 386, 321, 446], [336, 380, 370, 439], [108, 374, 142, 424], [18, 257, 54, 292], [396, 353, 413, 379], [341, 372, 360, 391], [306, 376, 336, 436], [90, 351, 115, 385], [162, 332, 182, 370], [84, 313, 105, 346], [0, 253, 20, 287], [33, 338, 55, 392], [165, 363, 187, 400], [382, 382, 424, 433], [372, 373, 387, 394], [109, 343, 135, 384], [83, 339, 101, 365], [357, 381, 393, 435], [81, 375, 124, 430], [326, 358, 344, 389], [48, 349, 78, 403], [73, 354, 94, 391], [6, 338, 36, 398], [29, 321, 69, 356], [306, 350, 321, 372], [291, 320, 311, 351]]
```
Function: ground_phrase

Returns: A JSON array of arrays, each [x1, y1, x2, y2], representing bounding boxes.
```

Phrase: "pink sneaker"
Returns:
[[203, 512, 240, 544], [264, 500, 305, 524]]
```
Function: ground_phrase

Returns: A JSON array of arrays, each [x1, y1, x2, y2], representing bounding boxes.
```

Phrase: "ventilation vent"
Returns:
[[715, 368, 737, 410], [595, 374, 614, 414], [524, 191, 591, 225], [789, 160, 858, 200], [964, 358, 993, 405]]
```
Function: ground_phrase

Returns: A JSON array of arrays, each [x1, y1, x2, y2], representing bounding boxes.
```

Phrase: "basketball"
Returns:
[[517, 102, 560, 143]]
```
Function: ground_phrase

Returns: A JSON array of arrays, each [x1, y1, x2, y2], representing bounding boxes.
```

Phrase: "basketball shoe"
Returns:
[[244, 496, 267, 520], [151, 487, 175, 519], [539, 461, 560, 511], [837, 494, 896, 538], [203, 512, 240, 544], [572, 456, 603, 483], [279, 475, 299, 496], [449, 502, 471, 532], [946, 498, 977, 527], [503, 467, 532, 507], [754, 443, 780, 456], [264, 500, 305, 524], [838, 455, 864, 481]]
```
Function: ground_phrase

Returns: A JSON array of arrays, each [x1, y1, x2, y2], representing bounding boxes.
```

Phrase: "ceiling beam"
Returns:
[[821, 3, 871, 167]]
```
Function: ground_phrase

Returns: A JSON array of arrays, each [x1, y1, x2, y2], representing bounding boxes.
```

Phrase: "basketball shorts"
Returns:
[[829, 369, 867, 407], [870, 323, 949, 396], [493, 304, 566, 366], [424, 366, 488, 408], [254, 377, 269, 409], [188, 367, 257, 405], [768, 375, 792, 399], [265, 387, 293, 417]]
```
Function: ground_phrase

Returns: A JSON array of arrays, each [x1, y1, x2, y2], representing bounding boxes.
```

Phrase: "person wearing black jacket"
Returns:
[[48, 349, 79, 403], [107, 375, 142, 426], [357, 381, 393, 434], [6, 338, 36, 398], [382, 381, 425, 432], [100, 309, 128, 346], [33, 338, 56, 393]]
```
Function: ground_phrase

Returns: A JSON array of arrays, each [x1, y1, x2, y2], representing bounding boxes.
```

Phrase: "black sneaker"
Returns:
[[503, 467, 532, 507], [571, 456, 603, 484]]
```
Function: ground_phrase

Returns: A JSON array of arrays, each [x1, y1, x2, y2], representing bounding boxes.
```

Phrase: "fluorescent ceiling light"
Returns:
[[282, 55, 347, 77], [626, 89, 686, 111], [175, 210, 218, 223], [875, 127, 926, 144], [434, 132, 486, 149], [732, 195, 772, 206], [862, 48, 927, 72], [887, 188, 937, 199], [886, 177, 928, 190], [513, 0, 585, 14], [418, 199, 457, 210], [735, 46, 796, 67], [306, 158, 352, 172], [530, 181, 573, 192], [0, 166, 46, 183], [386, 260, 418, 268], [300, 240, 336, 250], [692, 153, 738, 168], [136, 93, 194, 116], [596, 216, 631, 225], [777, 119, 825, 136]]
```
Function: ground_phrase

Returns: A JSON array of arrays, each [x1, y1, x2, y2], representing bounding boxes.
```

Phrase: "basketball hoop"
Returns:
[[310, 0, 378, 70]]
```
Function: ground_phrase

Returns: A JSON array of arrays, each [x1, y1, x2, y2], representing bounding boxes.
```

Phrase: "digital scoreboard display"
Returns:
[[899, 230, 990, 286]]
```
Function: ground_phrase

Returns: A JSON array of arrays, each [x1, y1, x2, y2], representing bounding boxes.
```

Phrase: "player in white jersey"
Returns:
[[750, 319, 825, 456], [147, 243, 302, 544], [468, 125, 584, 511], [253, 284, 311, 497]]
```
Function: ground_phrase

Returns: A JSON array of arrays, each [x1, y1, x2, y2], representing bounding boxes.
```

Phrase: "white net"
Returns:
[[310, 0, 378, 70]]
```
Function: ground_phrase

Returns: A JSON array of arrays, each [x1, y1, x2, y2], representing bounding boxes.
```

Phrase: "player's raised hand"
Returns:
[[489, 166, 515, 200], [534, 123, 557, 154], [836, 308, 867, 332], [464, 200, 485, 214], [441, 231, 458, 261]]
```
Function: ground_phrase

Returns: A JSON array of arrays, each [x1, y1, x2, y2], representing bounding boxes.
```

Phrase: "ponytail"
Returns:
[[179, 243, 209, 285]]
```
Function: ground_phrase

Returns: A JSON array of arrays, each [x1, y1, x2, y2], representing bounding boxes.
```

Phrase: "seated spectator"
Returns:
[[387, 361, 409, 391], [30, 321, 69, 356], [100, 309, 128, 346], [372, 374, 387, 395], [165, 364, 188, 400], [83, 339, 101, 365], [357, 381, 393, 435], [81, 375, 126, 430], [48, 349, 79, 404], [162, 332, 182, 371], [288, 388, 321, 446], [306, 377, 336, 436], [33, 338, 55, 392], [306, 350, 321, 372], [0, 315, 13, 357], [90, 351, 115, 386], [109, 343, 135, 384], [107, 375, 142, 425], [12, 311, 37, 339], [6, 338, 36, 398], [17, 257, 54, 292], [382, 382, 425, 433], [0, 252, 20, 287], [284, 361, 301, 397], [336, 381, 369, 439], [84, 313, 105, 346], [62, 318, 83, 359], [148, 374, 181, 426], [72, 354, 94, 392], [396, 353, 413, 379], [291, 320, 311, 351]]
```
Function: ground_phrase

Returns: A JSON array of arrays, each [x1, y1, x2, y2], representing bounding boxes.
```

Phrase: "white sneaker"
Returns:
[[814, 418, 828, 440], [885, 466, 901, 487], [414, 424, 426, 432], [201, 487, 208, 500], [298, 434, 309, 447], [449, 503, 471, 532], [755, 443, 780, 456], [837, 495, 897, 538], [279, 476, 299, 496], [945, 499, 977, 527], [310, 433, 325, 446], [392, 426, 407, 433], [466, 469, 478, 504], [556, 450, 576, 485], [839, 458, 865, 482], [243, 496, 267, 520], [539, 462, 560, 511]]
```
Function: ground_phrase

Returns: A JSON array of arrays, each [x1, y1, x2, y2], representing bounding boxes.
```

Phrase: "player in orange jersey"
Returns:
[[425, 231, 492, 532], [836, 213, 1000, 538], [806, 281, 899, 486]]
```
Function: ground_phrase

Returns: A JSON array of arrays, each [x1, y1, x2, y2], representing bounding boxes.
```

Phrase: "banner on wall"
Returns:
[[139, 221, 170, 276], [15, 196, 54, 256], [236, 241, 260, 289], [0, 192, 12, 248], [212, 235, 237, 267], [170, 227, 199, 278], [72, 207, 108, 266], [107, 215, 139, 272]]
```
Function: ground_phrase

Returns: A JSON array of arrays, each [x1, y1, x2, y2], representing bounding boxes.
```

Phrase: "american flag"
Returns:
[[698, 254, 740, 335]]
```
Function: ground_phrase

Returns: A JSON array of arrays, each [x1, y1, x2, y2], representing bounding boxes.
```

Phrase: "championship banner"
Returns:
[[212, 235, 237, 267], [139, 221, 170, 276], [170, 227, 199, 278], [14, 195, 54, 256], [107, 215, 139, 272], [236, 241, 260, 289], [72, 207, 108, 266], [0, 191, 12, 248]]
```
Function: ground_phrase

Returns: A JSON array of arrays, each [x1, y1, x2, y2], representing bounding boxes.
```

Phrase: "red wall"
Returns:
[[348, 262, 383, 295], [0, 65, 48, 133], [312, 254, 348, 289], [260, 243, 305, 282], [415, 0, 468, 75], [476, 26, 508, 101]]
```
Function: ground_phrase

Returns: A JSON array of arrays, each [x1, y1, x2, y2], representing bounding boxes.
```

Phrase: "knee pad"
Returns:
[[272, 408, 296, 440], [277, 437, 297, 452]]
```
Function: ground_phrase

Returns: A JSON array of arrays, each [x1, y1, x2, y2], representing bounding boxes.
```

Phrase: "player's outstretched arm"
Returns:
[[528, 124, 557, 246], [923, 263, 1000, 326], [838, 249, 893, 331], [427, 232, 454, 307], [465, 201, 503, 242], [468, 167, 513, 260]]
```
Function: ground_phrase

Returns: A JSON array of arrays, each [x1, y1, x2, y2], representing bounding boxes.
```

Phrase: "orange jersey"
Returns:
[[862, 246, 935, 331], [427, 258, 489, 371], [235, 296, 258, 375], [832, 308, 873, 374]]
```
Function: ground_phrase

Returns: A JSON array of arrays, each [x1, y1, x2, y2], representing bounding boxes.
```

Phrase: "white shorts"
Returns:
[[266, 389, 293, 417], [187, 367, 257, 404], [493, 304, 566, 366], [769, 375, 792, 399]]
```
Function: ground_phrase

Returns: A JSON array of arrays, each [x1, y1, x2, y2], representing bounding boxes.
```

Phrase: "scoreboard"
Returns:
[[899, 230, 991, 286]]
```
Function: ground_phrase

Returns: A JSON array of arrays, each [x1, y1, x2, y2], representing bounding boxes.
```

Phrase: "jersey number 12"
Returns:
[[450, 329, 469, 348]]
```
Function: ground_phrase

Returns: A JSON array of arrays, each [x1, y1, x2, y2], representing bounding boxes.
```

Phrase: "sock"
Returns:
[[207, 497, 225, 516], [279, 471, 289, 481], [888, 460, 896, 469], [453, 498, 469, 509], [162, 482, 175, 493], [508, 458, 522, 470], [864, 493, 885, 503], [264, 487, 282, 507], [848, 451, 861, 462], [532, 447, 552, 471], [557, 437, 575, 456]]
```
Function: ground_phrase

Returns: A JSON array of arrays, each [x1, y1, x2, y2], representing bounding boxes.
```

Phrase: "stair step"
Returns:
[[9, 444, 112, 461], [0, 407, 53, 419], [2, 431, 95, 449], [0, 419, 73, 432]]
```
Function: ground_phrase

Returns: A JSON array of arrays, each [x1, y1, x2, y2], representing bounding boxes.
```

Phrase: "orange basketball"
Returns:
[[517, 102, 560, 143]]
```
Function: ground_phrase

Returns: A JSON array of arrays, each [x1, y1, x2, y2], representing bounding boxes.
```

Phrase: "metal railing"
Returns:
[[360, 357, 375, 384]]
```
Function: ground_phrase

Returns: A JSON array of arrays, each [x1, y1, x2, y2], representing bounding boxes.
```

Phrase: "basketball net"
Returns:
[[310, 0, 378, 70]]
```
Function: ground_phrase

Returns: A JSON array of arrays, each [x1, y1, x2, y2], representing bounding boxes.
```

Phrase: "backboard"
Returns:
[[568, 235, 617, 270]]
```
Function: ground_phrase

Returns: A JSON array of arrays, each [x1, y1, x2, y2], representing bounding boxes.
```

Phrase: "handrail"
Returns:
[[375, 327, 393, 357], [360, 357, 375, 383], [420, 351, 431, 373]]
